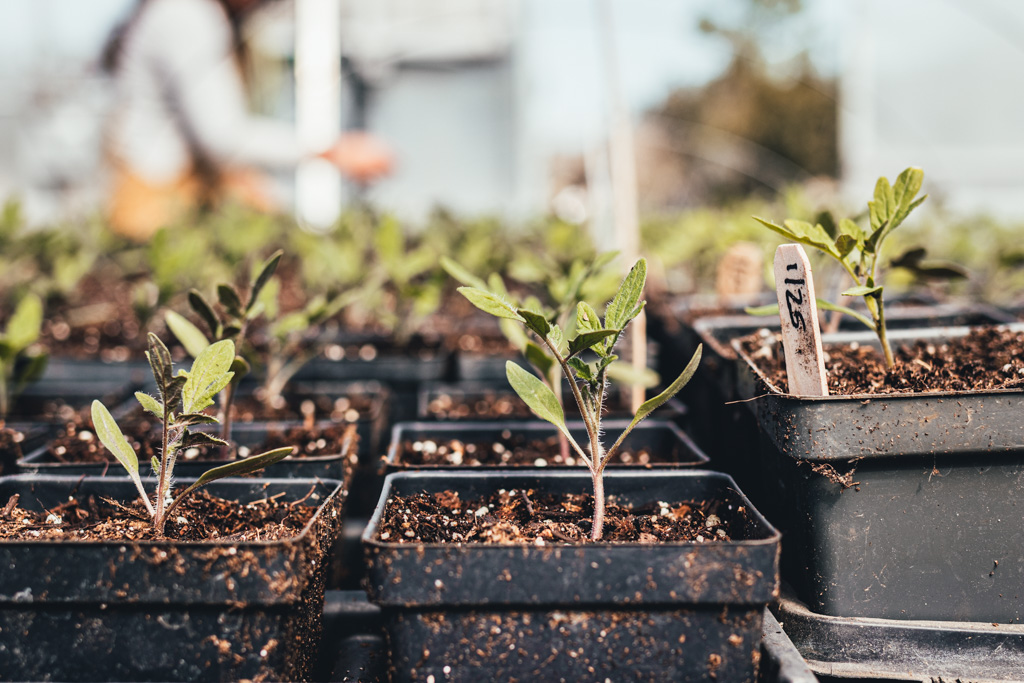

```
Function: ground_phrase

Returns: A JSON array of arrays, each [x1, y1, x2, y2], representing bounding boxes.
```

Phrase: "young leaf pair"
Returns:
[[459, 258, 701, 541], [0, 293, 47, 418], [92, 334, 291, 534], [752, 167, 956, 368], [165, 250, 282, 440]]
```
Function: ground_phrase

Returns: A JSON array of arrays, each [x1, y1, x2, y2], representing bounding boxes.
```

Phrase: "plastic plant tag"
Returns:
[[774, 244, 828, 397]]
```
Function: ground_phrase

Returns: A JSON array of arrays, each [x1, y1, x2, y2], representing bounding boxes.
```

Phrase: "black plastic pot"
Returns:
[[18, 419, 358, 481], [0, 474, 343, 682], [40, 357, 151, 384], [733, 324, 1024, 623], [363, 470, 780, 682], [416, 381, 687, 425], [6, 377, 137, 422], [775, 588, 1024, 681], [318, 590, 818, 683], [384, 418, 707, 472]]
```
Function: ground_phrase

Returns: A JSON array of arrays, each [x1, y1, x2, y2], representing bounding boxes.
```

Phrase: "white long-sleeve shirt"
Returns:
[[107, 0, 307, 183]]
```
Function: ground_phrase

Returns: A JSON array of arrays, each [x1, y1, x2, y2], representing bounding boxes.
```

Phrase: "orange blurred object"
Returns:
[[321, 131, 394, 184]]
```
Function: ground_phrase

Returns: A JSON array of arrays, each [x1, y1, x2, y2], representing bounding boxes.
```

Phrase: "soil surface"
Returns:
[[739, 326, 1024, 395], [377, 488, 732, 544], [228, 391, 377, 424], [42, 411, 357, 466], [398, 432, 685, 468], [0, 487, 315, 542], [424, 390, 673, 421]]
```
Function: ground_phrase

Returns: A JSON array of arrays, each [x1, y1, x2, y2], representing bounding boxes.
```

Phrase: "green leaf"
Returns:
[[605, 259, 647, 331], [134, 391, 164, 417], [506, 361, 566, 431], [151, 456, 160, 474], [440, 257, 488, 290], [181, 339, 235, 414], [168, 447, 295, 513], [548, 324, 567, 356], [248, 250, 282, 312], [517, 309, 551, 338], [230, 355, 250, 380], [576, 301, 601, 333], [457, 287, 525, 322], [145, 333, 173, 400], [524, 341, 555, 379], [217, 284, 244, 317], [842, 285, 883, 298], [815, 299, 876, 332], [5, 294, 43, 352], [625, 345, 701, 432], [91, 400, 139, 477], [753, 217, 839, 258], [188, 290, 220, 337], [870, 175, 895, 230], [192, 447, 293, 486], [744, 303, 779, 316], [834, 234, 857, 258], [567, 329, 619, 358], [891, 167, 923, 218], [165, 311, 210, 359], [815, 210, 837, 239], [839, 218, 865, 244], [182, 431, 229, 449], [177, 412, 219, 427], [566, 357, 594, 382]]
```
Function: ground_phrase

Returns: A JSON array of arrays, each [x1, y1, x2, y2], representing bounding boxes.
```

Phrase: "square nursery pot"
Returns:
[[18, 419, 359, 482], [363, 470, 780, 682], [0, 474, 344, 682], [6, 377, 137, 423], [384, 418, 707, 473], [733, 323, 1024, 623], [416, 381, 687, 425], [663, 302, 1014, 514]]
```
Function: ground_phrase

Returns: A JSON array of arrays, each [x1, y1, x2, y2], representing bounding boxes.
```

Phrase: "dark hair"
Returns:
[[101, 0, 255, 74]]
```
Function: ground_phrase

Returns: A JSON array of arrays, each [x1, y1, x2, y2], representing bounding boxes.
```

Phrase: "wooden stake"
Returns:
[[774, 244, 828, 397]]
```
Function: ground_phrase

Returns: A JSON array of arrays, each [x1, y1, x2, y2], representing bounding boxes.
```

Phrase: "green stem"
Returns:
[[875, 296, 894, 369], [590, 466, 605, 541], [154, 410, 171, 530]]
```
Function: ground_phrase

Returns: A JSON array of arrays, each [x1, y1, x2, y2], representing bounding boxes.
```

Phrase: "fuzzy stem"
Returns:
[[875, 296, 894, 368], [590, 464, 606, 541]]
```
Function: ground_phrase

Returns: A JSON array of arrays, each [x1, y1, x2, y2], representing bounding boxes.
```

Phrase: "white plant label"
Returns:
[[774, 244, 828, 397]]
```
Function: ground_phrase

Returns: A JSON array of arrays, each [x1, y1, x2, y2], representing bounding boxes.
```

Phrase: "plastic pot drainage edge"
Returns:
[[363, 470, 780, 682]]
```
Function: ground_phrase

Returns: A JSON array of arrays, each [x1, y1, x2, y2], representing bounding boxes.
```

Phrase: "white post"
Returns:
[[295, 0, 342, 230], [597, 0, 645, 411]]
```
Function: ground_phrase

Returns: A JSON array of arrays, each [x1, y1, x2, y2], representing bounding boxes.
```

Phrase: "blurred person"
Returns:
[[101, 0, 392, 240]]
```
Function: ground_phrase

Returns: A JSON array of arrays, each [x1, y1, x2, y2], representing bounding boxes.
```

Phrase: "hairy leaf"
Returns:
[[145, 333, 173, 400], [192, 447, 293, 487], [891, 167, 923, 219], [524, 341, 555, 379], [457, 287, 524, 321], [839, 218, 866, 244], [440, 257, 488, 290], [182, 430, 229, 449], [135, 391, 164, 417], [576, 301, 601, 334], [91, 400, 139, 477], [217, 284, 244, 317], [834, 234, 857, 258], [568, 329, 619, 358], [177, 412, 219, 427], [605, 259, 647, 331], [181, 339, 235, 414], [518, 308, 551, 338], [625, 345, 702, 432], [753, 217, 839, 258], [567, 357, 594, 382], [506, 361, 566, 431], [165, 311, 210, 359], [188, 290, 220, 337], [249, 250, 282, 312]]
